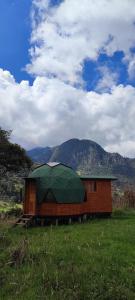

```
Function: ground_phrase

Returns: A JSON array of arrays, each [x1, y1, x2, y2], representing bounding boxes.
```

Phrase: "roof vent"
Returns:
[[46, 162, 60, 167]]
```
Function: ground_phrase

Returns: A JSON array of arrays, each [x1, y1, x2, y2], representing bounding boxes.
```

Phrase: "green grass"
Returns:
[[0, 210, 135, 300]]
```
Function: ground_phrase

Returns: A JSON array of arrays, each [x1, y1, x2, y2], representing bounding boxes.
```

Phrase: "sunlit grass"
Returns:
[[0, 210, 135, 300]]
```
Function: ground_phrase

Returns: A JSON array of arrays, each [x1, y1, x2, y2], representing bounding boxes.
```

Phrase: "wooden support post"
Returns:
[[78, 216, 82, 223], [83, 214, 87, 222], [55, 219, 58, 226], [68, 218, 72, 225], [41, 219, 44, 226]]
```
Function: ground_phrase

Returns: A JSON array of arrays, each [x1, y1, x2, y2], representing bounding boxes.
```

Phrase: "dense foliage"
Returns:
[[0, 127, 32, 201], [0, 127, 32, 175]]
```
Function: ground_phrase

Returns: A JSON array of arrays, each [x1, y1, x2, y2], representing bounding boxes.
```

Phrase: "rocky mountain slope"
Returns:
[[27, 139, 135, 187]]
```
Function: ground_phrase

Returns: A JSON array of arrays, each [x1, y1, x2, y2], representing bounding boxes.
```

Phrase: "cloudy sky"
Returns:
[[0, 0, 135, 157]]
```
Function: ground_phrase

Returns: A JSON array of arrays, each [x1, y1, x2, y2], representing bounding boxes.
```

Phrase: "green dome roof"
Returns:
[[29, 162, 85, 204]]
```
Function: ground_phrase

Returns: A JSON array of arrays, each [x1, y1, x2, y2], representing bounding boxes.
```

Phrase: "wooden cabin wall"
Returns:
[[37, 202, 82, 216], [82, 180, 112, 213], [35, 179, 112, 216]]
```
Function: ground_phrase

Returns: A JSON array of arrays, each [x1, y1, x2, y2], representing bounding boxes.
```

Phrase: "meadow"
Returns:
[[0, 209, 135, 300]]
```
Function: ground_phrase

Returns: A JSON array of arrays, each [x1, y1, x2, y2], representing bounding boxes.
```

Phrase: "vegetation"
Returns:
[[0, 127, 32, 201], [0, 201, 22, 218], [0, 210, 135, 300], [0, 127, 32, 175], [113, 188, 135, 209]]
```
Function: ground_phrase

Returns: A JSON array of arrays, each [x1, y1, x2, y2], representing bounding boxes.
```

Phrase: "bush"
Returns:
[[7, 207, 22, 217], [0, 202, 23, 219], [113, 188, 135, 209]]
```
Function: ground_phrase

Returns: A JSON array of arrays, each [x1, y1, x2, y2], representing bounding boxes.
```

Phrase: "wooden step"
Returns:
[[13, 215, 34, 228], [17, 219, 29, 222], [16, 222, 26, 225], [23, 215, 33, 217]]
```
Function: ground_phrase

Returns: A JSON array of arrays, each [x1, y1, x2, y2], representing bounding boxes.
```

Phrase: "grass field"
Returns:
[[0, 210, 135, 300]]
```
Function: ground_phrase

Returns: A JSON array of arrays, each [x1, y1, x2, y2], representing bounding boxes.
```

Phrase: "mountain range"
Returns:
[[27, 138, 135, 187]]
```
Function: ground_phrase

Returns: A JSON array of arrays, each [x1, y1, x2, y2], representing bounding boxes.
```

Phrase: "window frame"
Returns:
[[88, 181, 97, 193]]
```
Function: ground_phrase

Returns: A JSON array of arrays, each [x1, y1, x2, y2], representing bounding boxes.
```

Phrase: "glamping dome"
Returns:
[[28, 162, 85, 204]]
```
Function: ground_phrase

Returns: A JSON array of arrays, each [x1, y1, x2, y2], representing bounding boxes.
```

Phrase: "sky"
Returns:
[[0, 0, 135, 157]]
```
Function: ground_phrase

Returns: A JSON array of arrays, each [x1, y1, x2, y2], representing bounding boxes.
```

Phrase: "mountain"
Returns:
[[27, 147, 52, 163], [27, 139, 135, 187]]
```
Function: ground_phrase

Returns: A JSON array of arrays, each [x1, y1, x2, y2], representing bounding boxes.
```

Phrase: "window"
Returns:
[[88, 181, 97, 192], [44, 189, 56, 203]]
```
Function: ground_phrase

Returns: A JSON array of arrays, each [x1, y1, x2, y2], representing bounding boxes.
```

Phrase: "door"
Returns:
[[24, 179, 36, 215]]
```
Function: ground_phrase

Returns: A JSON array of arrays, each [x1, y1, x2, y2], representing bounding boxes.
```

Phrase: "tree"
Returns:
[[0, 127, 12, 143], [0, 127, 32, 175], [0, 127, 33, 201]]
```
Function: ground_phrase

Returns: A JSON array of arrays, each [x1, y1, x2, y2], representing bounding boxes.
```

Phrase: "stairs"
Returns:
[[13, 215, 35, 228]]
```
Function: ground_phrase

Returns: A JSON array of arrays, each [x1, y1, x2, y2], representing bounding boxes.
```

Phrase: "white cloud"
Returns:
[[0, 0, 135, 157], [33, 0, 49, 9], [0, 68, 135, 157], [105, 141, 135, 158], [27, 0, 135, 84], [124, 53, 135, 79], [95, 66, 118, 92]]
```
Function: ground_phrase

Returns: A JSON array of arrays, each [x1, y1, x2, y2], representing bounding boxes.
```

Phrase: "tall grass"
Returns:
[[0, 210, 135, 300]]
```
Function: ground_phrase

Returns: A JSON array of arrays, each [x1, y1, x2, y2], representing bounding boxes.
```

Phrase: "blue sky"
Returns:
[[83, 51, 131, 91], [0, 0, 32, 83], [0, 0, 135, 157], [0, 0, 134, 90], [0, 0, 64, 84]]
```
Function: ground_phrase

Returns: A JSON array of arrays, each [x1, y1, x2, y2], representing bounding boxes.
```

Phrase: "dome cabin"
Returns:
[[23, 162, 116, 224]]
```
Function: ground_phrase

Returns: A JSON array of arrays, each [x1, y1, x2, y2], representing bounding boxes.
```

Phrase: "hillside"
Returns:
[[0, 127, 32, 201], [27, 138, 135, 187]]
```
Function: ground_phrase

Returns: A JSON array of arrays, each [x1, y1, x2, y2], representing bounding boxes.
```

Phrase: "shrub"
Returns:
[[113, 188, 135, 209], [7, 207, 22, 217]]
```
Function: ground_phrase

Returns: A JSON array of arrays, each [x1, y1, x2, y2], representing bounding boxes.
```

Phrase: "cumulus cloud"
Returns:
[[95, 66, 118, 92], [27, 0, 135, 84], [1, 68, 135, 157], [0, 0, 135, 157], [124, 53, 135, 79]]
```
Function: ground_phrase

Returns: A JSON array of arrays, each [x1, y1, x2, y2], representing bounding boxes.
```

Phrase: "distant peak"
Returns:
[[60, 138, 104, 149]]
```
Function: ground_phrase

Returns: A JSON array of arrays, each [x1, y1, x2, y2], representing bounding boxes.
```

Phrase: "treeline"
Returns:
[[0, 127, 32, 201], [0, 127, 32, 175]]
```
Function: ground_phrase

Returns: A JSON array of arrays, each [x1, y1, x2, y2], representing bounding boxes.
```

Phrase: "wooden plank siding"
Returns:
[[24, 179, 112, 216], [82, 180, 112, 213], [23, 179, 37, 215]]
